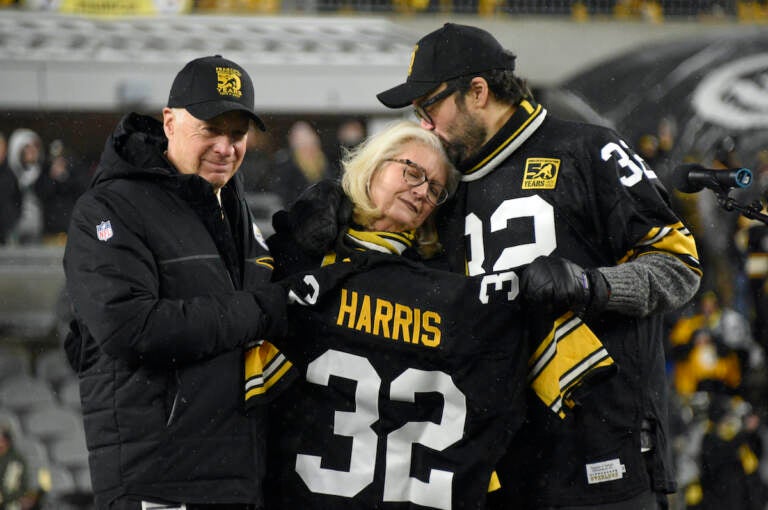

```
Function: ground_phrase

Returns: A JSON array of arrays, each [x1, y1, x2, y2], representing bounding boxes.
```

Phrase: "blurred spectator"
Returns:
[[330, 116, 366, 176], [0, 426, 29, 510], [268, 120, 333, 207], [239, 123, 275, 194], [670, 327, 742, 397], [0, 131, 22, 245], [713, 135, 741, 169], [734, 205, 768, 354], [693, 135, 747, 312], [657, 115, 676, 159], [637, 133, 661, 168], [34, 139, 88, 245], [7, 128, 44, 245], [684, 395, 768, 510], [669, 291, 763, 398]]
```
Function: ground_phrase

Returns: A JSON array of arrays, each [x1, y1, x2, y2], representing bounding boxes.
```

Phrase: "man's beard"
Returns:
[[441, 110, 487, 168]]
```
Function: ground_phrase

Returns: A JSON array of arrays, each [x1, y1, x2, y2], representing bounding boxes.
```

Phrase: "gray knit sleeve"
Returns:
[[596, 253, 701, 318]]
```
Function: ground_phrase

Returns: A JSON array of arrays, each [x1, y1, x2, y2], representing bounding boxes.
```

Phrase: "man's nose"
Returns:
[[212, 135, 237, 155]]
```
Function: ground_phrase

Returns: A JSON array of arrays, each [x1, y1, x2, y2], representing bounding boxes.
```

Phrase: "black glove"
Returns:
[[272, 180, 353, 256], [520, 255, 610, 319], [251, 283, 288, 341]]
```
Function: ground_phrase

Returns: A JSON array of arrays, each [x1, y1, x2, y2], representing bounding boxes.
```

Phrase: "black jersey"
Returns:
[[438, 100, 702, 507], [263, 250, 612, 510]]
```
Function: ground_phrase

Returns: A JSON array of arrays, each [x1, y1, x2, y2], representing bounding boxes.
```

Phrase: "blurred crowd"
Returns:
[[634, 119, 768, 509], [0, 129, 92, 247], [0, 118, 368, 247], [1, 115, 768, 510]]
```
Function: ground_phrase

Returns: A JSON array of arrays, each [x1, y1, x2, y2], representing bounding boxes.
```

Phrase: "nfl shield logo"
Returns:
[[96, 220, 113, 242]]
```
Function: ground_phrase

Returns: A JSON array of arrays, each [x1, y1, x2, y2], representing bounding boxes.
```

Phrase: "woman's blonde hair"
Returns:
[[340, 120, 459, 230]]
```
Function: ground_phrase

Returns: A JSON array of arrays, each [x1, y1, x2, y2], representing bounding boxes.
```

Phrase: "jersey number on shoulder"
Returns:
[[600, 139, 656, 187], [296, 349, 466, 510], [465, 195, 556, 276]]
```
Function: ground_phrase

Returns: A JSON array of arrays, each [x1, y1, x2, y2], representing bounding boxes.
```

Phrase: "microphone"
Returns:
[[672, 164, 753, 193]]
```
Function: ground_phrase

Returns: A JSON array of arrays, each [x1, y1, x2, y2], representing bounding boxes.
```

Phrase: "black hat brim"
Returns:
[[376, 80, 440, 109], [186, 100, 266, 131]]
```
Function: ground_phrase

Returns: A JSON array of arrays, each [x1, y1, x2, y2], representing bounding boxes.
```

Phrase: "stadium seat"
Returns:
[[245, 192, 284, 237], [47, 464, 77, 496], [35, 348, 76, 389], [0, 374, 57, 412], [0, 346, 31, 382], [14, 436, 51, 475], [21, 406, 84, 443], [0, 408, 23, 441], [49, 435, 89, 471], [58, 377, 82, 410], [73, 465, 92, 492]]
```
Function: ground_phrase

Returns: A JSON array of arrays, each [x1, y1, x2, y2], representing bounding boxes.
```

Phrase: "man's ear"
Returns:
[[162, 107, 175, 138], [468, 77, 490, 107]]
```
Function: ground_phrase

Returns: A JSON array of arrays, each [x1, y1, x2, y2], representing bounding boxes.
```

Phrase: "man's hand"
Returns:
[[520, 255, 610, 318], [251, 283, 289, 340]]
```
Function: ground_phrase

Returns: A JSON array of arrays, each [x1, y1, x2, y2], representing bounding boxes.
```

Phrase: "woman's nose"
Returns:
[[411, 180, 429, 199]]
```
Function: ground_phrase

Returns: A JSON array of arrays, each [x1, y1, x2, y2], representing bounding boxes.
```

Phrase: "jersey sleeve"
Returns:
[[590, 129, 702, 277]]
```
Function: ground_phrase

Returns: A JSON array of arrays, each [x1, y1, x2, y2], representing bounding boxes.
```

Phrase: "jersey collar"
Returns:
[[459, 99, 547, 182], [321, 228, 416, 266], [344, 228, 415, 255]]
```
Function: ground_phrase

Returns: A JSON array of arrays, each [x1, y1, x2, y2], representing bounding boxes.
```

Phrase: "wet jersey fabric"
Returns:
[[264, 252, 528, 509], [262, 247, 615, 509]]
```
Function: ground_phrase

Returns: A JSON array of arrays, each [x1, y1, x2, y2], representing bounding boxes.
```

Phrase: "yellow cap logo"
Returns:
[[216, 67, 243, 98], [522, 158, 560, 189], [407, 44, 419, 77]]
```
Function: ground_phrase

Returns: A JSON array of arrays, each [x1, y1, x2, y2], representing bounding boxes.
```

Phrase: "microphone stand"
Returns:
[[714, 188, 768, 225]]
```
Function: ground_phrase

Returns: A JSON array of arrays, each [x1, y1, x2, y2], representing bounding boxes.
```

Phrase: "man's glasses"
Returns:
[[384, 158, 449, 206], [413, 87, 456, 126]]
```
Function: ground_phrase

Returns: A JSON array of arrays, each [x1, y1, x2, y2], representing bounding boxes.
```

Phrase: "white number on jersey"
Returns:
[[465, 195, 557, 276], [296, 349, 466, 510]]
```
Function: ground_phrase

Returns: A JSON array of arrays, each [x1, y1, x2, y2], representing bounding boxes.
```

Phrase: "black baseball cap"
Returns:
[[377, 23, 516, 109], [167, 55, 266, 131]]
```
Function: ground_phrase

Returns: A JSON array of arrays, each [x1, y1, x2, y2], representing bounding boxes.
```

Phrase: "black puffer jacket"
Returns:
[[64, 113, 283, 508]]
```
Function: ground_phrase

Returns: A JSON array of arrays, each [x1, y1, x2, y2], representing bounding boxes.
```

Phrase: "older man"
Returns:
[[63, 55, 291, 510]]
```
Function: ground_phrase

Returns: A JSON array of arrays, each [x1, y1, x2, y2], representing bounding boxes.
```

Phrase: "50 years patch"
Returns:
[[522, 158, 560, 189]]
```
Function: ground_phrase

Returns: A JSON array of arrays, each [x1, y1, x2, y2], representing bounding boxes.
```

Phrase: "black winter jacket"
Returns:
[[63, 113, 283, 508]]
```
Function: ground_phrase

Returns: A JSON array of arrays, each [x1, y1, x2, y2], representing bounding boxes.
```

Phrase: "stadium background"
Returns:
[[0, 1, 767, 509]]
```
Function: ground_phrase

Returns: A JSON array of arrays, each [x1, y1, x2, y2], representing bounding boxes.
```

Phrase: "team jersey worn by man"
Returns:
[[255, 249, 613, 510], [437, 100, 702, 506]]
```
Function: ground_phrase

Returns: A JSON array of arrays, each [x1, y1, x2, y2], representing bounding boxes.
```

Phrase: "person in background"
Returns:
[[330, 116, 367, 176], [669, 290, 763, 402], [0, 131, 22, 245], [255, 120, 615, 509], [6, 128, 44, 245], [684, 395, 768, 510], [239, 122, 275, 194], [0, 427, 28, 510], [268, 120, 333, 208], [34, 139, 88, 245], [63, 55, 290, 510]]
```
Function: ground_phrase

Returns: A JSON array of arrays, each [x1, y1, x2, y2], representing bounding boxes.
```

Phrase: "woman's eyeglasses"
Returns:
[[413, 87, 456, 126], [384, 158, 449, 206]]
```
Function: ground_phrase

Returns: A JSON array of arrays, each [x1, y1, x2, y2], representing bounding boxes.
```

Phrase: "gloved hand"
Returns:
[[520, 255, 610, 319], [272, 179, 353, 256], [251, 283, 289, 341]]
